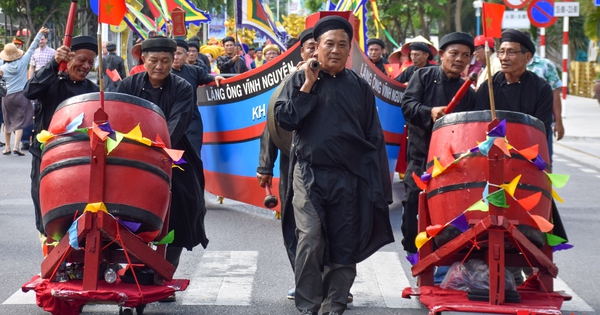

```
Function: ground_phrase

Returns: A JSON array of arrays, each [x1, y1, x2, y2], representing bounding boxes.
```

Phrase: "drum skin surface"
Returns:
[[40, 92, 172, 240], [426, 110, 551, 228]]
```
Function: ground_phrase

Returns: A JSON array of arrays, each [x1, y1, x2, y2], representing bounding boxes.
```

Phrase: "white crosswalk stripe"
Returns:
[[1, 251, 594, 312]]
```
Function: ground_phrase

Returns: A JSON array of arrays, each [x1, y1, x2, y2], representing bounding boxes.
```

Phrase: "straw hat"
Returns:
[[131, 43, 142, 63], [0, 43, 24, 62], [400, 35, 437, 57], [388, 47, 404, 64]]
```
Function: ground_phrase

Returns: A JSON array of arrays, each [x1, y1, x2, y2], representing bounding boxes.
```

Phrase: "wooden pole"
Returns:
[[484, 40, 496, 121]]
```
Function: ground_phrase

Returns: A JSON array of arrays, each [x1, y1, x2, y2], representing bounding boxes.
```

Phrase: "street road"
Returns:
[[0, 130, 597, 315]]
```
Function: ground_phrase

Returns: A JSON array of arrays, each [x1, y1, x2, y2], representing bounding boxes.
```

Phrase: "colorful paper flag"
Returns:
[[482, 2, 505, 38], [530, 214, 554, 233], [415, 231, 431, 250], [432, 156, 446, 178], [412, 172, 428, 190], [517, 191, 542, 211], [487, 120, 506, 137], [466, 199, 489, 212], [426, 224, 444, 237], [66, 113, 85, 133], [451, 213, 470, 232], [546, 172, 570, 188], [84, 202, 108, 213], [154, 230, 175, 244], [546, 233, 567, 246], [533, 154, 547, 171], [106, 68, 122, 82], [552, 243, 574, 252], [551, 189, 564, 203], [493, 137, 511, 157], [486, 189, 509, 208], [518, 144, 539, 160], [499, 175, 521, 197]]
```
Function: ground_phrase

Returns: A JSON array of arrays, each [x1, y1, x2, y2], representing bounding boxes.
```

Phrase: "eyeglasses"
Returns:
[[497, 50, 523, 58], [475, 46, 484, 51]]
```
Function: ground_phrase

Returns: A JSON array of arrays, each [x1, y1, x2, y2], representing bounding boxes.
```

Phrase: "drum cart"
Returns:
[[402, 114, 572, 314], [22, 93, 189, 315]]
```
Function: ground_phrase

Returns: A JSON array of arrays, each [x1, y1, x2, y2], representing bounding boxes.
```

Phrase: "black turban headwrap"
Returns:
[[175, 39, 189, 51], [501, 29, 536, 55], [439, 32, 475, 54], [409, 42, 433, 60], [141, 36, 177, 53], [71, 36, 98, 54], [222, 36, 235, 44], [367, 38, 385, 49], [313, 15, 353, 42], [299, 27, 314, 46]]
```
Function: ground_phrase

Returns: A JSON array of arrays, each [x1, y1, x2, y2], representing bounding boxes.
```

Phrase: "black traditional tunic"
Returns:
[[475, 70, 567, 241], [102, 52, 126, 92], [216, 55, 248, 74], [117, 72, 208, 250], [372, 57, 388, 74], [395, 63, 434, 84], [171, 63, 215, 154], [23, 58, 100, 234], [475, 70, 553, 138], [274, 68, 394, 265], [400, 66, 476, 253]]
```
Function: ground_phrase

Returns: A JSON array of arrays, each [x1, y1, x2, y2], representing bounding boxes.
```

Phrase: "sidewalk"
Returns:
[[556, 95, 600, 158]]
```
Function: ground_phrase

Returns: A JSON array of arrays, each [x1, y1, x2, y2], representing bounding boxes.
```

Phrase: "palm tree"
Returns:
[[584, 1, 600, 43]]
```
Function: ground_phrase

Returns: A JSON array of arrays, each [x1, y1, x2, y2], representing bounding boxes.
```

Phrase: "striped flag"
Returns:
[[354, 0, 368, 53], [236, 0, 286, 50]]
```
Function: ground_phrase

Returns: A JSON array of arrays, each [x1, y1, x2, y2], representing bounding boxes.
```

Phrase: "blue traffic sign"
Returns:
[[596, 0, 600, 7], [528, 0, 557, 28]]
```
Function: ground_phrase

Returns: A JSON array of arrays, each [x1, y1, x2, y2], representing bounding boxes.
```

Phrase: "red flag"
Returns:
[[482, 2, 505, 38], [99, 0, 127, 26], [384, 64, 400, 78], [106, 68, 122, 82]]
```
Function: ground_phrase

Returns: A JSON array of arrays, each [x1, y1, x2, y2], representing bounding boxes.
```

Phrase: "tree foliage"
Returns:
[[0, 0, 71, 45]]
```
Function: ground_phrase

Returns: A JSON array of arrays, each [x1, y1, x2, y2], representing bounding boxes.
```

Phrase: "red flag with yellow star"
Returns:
[[98, 0, 127, 26], [384, 64, 401, 78], [482, 2, 505, 38]]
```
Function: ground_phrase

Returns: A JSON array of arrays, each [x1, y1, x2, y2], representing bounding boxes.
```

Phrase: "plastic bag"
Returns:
[[440, 259, 516, 291]]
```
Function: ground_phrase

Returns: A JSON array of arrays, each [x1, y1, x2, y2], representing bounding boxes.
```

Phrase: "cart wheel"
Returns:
[[135, 304, 146, 314], [119, 307, 133, 315]]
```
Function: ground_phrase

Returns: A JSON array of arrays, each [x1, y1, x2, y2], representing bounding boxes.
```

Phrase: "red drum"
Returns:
[[40, 92, 172, 241], [426, 110, 551, 229]]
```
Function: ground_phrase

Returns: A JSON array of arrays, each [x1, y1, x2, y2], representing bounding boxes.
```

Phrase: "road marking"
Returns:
[[565, 162, 582, 168], [596, 175, 600, 180], [180, 250, 258, 306], [579, 168, 598, 173], [556, 277, 595, 312], [2, 290, 35, 304], [352, 252, 421, 309], [553, 158, 567, 162]]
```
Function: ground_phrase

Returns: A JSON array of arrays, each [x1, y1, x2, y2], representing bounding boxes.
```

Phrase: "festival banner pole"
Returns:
[[481, 2, 505, 121]]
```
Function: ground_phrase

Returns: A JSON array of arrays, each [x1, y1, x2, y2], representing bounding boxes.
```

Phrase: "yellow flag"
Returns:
[[551, 189, 564, 203], [432, 156, 446, 178], [84, 202, 108, 213], [499, 174, 521, 198], [415, 231, 431, 249], [36, 130, 54, 143]]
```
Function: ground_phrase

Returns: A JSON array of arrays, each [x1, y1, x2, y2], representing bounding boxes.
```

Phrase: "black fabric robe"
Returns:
[[171, 63, 214, 154], [216, 55, 248, 74], [400, 66, 476, 253], [23, 58, 100, 234], [395, 63, 434, 84], [372, 57, 388, 74], [102, 52, 126, 92], [475, 70, 567, 241], [274, 68, 394, 265], [475, 70, 553, 139], [117, 72, 208, 250]]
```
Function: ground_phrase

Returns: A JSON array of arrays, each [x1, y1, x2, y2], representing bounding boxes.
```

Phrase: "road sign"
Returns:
[[502, 10, 530, 29], [503, 0, 530, 9], [596, 0, 600, 7], [528, 0, 558, 28], [555, 2, 580, 17]]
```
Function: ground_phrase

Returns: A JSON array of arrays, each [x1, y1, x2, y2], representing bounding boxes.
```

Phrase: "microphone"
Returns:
[[263, 182, 278, 208]]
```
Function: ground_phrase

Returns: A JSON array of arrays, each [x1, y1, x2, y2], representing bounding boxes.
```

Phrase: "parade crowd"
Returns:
[[1, 13, 567, 315]]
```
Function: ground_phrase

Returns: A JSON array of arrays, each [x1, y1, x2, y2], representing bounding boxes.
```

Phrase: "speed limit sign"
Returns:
[[504, 0, 530, 9]]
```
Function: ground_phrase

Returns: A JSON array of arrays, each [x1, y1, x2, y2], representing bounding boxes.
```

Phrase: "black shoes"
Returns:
[[21, 142, 29, 150]]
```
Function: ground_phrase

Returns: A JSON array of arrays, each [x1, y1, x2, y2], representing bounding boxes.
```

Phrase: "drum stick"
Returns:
[[59, 0, 78, 76], [444, 72, 478, 114], [263, 182, 278, 208]]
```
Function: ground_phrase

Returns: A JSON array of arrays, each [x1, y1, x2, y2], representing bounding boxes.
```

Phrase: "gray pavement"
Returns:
[[558, 95, 600, 158]]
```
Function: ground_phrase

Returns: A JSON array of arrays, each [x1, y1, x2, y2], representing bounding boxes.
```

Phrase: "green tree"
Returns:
[[0, 0, 71, 45]]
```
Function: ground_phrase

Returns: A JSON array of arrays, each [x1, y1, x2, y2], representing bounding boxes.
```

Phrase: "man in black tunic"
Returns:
[[395, 42, 435, 84], [367, 38, 388, 74], [186, 38, 211, 73], [171, 39, 224, 154], [400, 32, 477, 254], [275, 16, 393, 315], [217, 36, 248, 74], [24, 36, 100, 236], [102, 42, 126, 91], [116, 38, 209, 297], [475, 30, 567, 272]]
